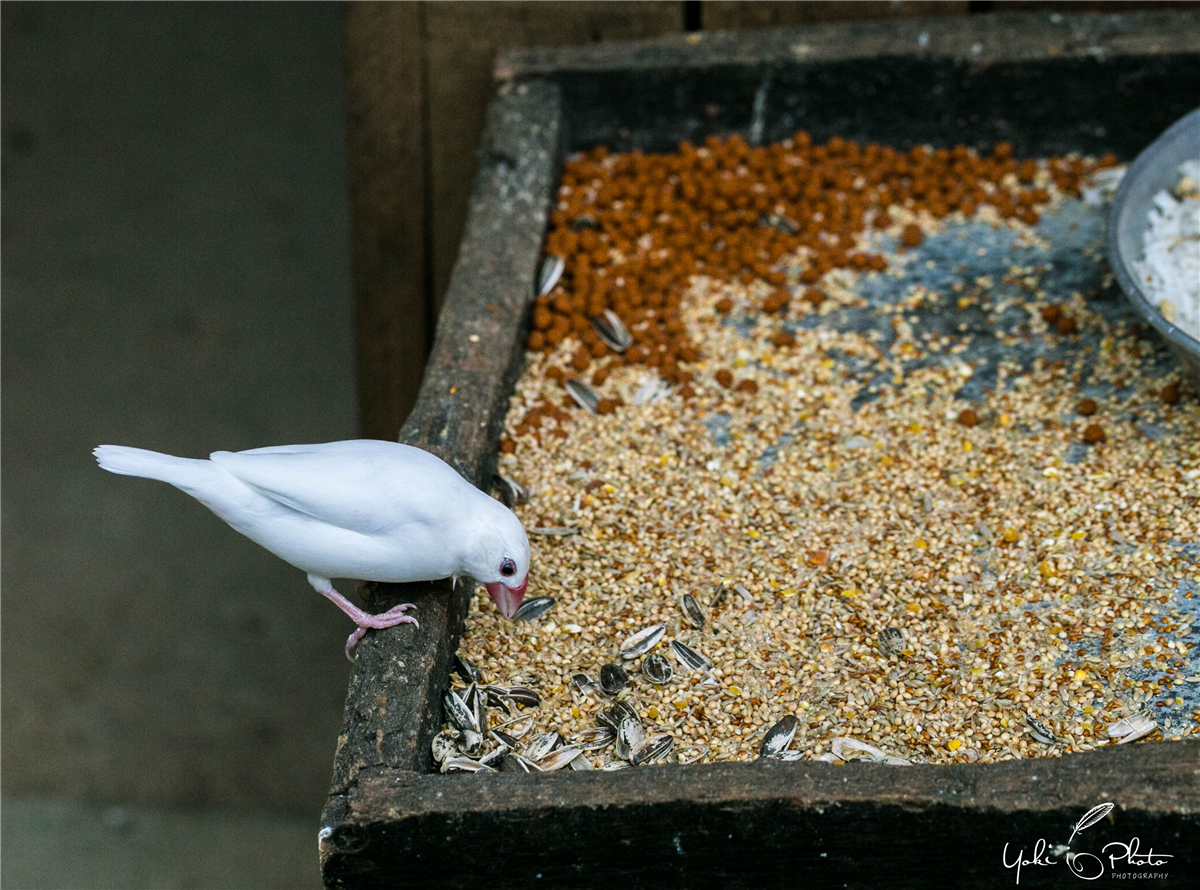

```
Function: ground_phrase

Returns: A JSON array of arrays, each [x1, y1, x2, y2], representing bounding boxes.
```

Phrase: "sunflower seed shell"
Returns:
[[670, 639, 713, 672], [513, 597, 556, 621], [620, 624, 665, 659], [641, 652, 673, 685], [631, 734, 674, 766], [537, 254, 565, 297], [573, 726, 616, 750], [523, 731, 562, 763], [431, 729, 459, 764], [831, 737, 888, 762], [441, 757, 495, 774], [759, 715, 798, 758], [599, 662, 629, 694], [679, 593, 705, 628], [572, 673, 599, 695], [591, 309, 633, 352], [537, 745, 582, 772], [444, 689, 478, 732], [877, 627, 905, 656], [1025, 714, 1057, 745], [1108, 713, 1157, 744], [565, 378, 600, 414]]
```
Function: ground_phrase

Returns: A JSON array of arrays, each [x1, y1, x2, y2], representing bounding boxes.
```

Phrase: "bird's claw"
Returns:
[[345, 627, 368, 661], [344, 605, 420, 660]]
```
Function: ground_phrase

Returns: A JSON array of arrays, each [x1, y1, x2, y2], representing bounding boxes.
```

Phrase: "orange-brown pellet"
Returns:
[[1077, 398, 1098, 416], [715, 369, 734, 389], [1056, 316, 1078, 336], [1041, 305, 1063, 324], [735, 379, 759, 395], [772, 330, 796, 347], [763, 290, 790, 314], [1162, 383, 1181, 405], [518, 131, 1099, 424], [958, 408, 979, 427], [1083, 423, 1107, 444]]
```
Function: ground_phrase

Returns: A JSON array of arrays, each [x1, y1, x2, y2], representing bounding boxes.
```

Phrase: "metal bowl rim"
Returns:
[[1106, 106, 1200, 358]]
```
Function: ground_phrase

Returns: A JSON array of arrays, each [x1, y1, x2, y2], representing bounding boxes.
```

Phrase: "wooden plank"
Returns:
[[703, 0, 969, 30], [980, 0, 1200, 11], [498, 8, 1200, 76], [321, 77, 563, 848], [342, 2, 430, 441], [326, 741, 1198, 889], [423, 1, 683, 315]]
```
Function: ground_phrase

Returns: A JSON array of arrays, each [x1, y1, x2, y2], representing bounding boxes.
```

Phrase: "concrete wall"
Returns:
[[2, 4, 355, 883]]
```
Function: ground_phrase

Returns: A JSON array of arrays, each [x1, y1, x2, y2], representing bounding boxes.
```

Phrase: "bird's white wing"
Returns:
[[209, 440, 469, 537]]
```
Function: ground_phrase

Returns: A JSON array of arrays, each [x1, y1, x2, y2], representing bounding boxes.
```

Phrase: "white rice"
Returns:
[[1134, 159, 1200, 341]]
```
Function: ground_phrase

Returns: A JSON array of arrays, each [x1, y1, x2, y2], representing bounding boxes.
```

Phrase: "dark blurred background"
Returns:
[[2, 2, 1189, 887]]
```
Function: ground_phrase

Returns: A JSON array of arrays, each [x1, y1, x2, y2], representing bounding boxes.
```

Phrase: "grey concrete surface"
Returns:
[[3, 2, 357, 885], [1, 796, 320, 890]]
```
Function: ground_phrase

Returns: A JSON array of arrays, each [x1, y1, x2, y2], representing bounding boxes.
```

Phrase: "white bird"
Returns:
[[94, 440, 531, 658]]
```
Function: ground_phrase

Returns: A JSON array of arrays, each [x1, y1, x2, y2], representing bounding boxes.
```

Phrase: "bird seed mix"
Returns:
[[446, 132, 1199, 773]]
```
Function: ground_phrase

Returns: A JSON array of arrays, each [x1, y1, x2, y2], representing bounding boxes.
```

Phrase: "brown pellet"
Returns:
[[763, 290, 789, 314], [900, 224, 924, 248], [1083, 423, 1107, 444], [1077, 398, 1098, 416]]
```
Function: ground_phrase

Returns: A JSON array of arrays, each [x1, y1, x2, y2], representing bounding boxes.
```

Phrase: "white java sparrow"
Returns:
[[94, 440, 531, 658]]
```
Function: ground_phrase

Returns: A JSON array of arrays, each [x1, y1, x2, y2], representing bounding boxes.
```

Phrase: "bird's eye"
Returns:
[[500, 558, 516, 577]]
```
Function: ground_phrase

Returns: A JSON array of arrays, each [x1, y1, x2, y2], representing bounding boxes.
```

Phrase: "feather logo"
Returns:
[[1068, 802, 1114, 847]]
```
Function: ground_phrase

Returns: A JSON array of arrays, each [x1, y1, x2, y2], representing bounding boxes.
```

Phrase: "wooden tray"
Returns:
[[321, 12, 1200, 888]]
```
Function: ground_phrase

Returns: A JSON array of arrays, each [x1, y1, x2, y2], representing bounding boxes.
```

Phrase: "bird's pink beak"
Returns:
[[484, 576, 527, 619]]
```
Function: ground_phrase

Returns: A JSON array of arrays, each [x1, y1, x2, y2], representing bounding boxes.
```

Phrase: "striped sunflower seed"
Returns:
[[641, 652, 673, 684], [620, 624, 665, 659], [679, 593, 705, 628]]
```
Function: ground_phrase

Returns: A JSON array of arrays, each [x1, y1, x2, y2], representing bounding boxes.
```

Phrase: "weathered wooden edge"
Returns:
[[323, 741, 1199, 888], [495, 9, 1200, 80], [323, 12, 1200, 887], [343, 2, 431, 441], [320, 78, 562, 832]]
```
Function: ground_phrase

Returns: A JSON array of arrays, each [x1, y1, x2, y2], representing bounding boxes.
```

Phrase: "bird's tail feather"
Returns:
[[93, 445, 208, 487]]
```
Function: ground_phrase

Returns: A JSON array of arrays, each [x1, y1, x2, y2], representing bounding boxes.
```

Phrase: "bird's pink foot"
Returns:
[[344, 606, 418, 660], [306, 574, 419, 660], [360, 601, 418, 629]]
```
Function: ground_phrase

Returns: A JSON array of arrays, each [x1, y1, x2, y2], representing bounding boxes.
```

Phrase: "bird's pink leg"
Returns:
[[307, 574, 418, 660]]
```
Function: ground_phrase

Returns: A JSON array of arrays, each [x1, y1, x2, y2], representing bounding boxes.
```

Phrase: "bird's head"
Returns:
[[465, 500, 530, 619]]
